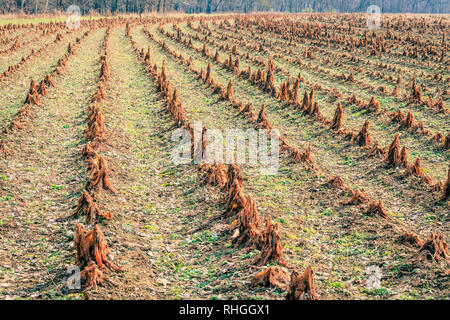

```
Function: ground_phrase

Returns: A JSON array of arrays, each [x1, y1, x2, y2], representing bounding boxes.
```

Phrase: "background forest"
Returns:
[[0, 0, 449, 15]]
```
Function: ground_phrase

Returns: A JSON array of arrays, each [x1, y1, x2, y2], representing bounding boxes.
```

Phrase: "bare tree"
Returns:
[[2, 0, 449, 15]]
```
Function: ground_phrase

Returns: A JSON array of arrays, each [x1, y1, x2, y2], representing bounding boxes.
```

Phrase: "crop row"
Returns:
[[158, 24, 449, 197], [143, 24, 450, 276], [129, 23, 319, 299]]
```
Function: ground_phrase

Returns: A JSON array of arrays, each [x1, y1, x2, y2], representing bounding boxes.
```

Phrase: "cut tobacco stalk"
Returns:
[[398, 233, 423, 247], [251, 266, 290, 291], [253, 215, 285, 266], [286, 266, 318, 300], [344, 189, 370, 205], [72, 190, 112, 224], [365, 200, 390, 219], [419, 232, 449, 261]]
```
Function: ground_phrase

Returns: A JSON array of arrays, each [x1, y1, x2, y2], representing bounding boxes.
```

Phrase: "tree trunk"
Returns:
[[206, 0, 212, 13]]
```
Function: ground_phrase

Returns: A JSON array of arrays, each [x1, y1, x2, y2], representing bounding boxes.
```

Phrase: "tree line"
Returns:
[[1, 0, 448, 15]]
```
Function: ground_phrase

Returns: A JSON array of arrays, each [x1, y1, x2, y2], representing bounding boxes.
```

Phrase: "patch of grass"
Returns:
[[144, 223, 159, 232], [190, 231, 218, 244], [1, 195, 13, 201], [328, 281, 346, 289], [362, 287, 390, 297]]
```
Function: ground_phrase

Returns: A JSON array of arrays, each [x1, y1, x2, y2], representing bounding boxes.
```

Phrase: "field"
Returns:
[[0, 13, 448, 300]]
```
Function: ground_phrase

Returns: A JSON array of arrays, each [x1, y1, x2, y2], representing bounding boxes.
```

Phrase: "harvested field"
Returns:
[[0, 13, 448, 301]]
